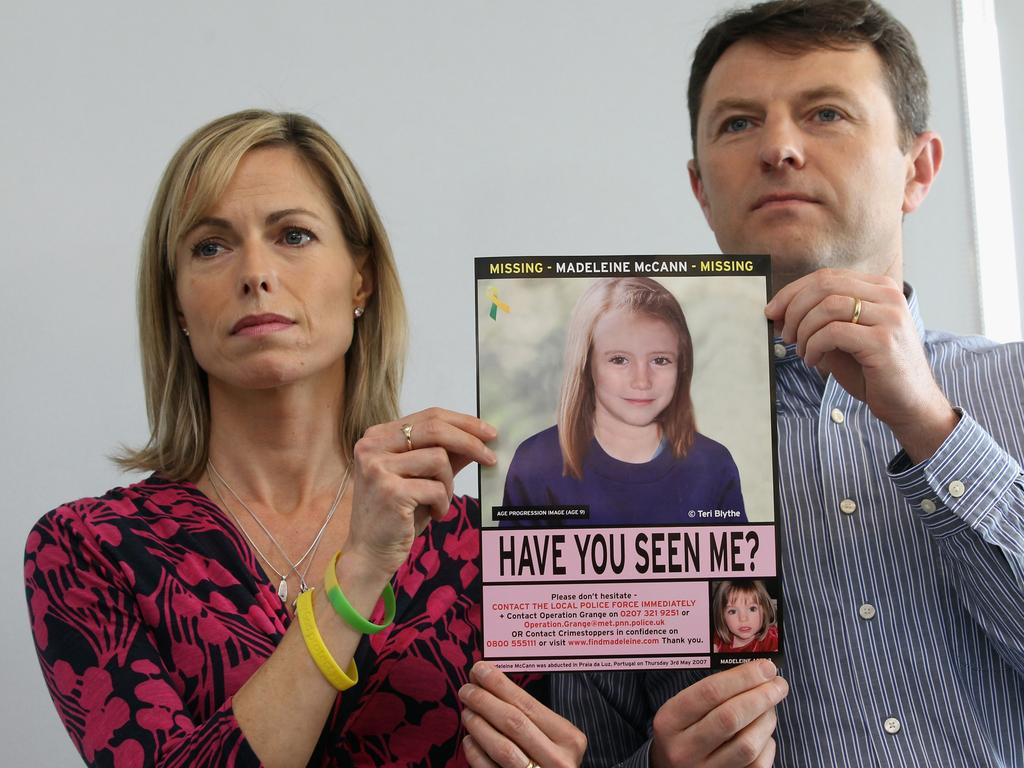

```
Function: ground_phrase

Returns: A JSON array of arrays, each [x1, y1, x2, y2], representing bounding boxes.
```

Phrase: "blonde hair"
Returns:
[[557, 277, 696, 479], [117, 110, 406, 480], [712, 580, 777, 647]]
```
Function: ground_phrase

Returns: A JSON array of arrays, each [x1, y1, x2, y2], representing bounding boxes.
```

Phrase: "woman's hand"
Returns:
[[345, 408, 497, 580], [460, 662, 586, 768]]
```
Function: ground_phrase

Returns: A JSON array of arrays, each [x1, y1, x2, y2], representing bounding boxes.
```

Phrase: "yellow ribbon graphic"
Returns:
[[487, 287, 510, 320]]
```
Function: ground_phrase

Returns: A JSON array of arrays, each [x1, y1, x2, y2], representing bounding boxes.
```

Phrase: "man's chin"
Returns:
[[760, 247, 856, 292]]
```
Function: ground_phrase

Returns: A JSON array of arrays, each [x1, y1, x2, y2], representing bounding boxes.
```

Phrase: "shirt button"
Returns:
[[948, 480, 966, 498], [839, 498, 857, 515], [774, 343, 787, 359], [859, 603, 876, 620], [830, 408, 845, 424], [883, 717, 901, 735], [920, 498, 937, 513]]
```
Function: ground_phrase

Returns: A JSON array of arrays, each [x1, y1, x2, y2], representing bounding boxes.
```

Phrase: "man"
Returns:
[[551, 1, 1024, 766]]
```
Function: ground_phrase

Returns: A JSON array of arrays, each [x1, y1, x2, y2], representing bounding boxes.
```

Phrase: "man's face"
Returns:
[[689, 40, 919, 287]]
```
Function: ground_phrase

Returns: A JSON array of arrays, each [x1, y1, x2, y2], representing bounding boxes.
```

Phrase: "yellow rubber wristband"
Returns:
[[295, 588, 358, 691]]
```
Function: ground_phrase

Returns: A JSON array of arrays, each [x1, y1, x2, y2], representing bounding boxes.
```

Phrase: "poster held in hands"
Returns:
[[476, 255, 782, 672]]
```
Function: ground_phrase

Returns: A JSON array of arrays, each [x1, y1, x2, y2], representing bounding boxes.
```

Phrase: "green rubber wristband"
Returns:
[[324, 551, 396, 634]]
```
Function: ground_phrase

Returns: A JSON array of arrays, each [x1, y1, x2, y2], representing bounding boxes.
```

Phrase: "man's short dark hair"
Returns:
[[688, 0, 929, 157]]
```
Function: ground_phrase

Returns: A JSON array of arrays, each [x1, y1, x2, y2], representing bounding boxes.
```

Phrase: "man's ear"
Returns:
[[903, 131, 943, 215], [688, 159, 712, 224]]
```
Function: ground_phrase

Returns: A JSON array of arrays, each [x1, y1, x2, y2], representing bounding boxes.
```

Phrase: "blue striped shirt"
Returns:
[[554, 288, 1024, 767]]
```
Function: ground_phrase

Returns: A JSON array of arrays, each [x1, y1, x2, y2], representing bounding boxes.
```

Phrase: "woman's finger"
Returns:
[[374, 446, 455, 499], [363, 410, 497, 469], [404, 418, 497, 469], [399, 477, 453, 527]]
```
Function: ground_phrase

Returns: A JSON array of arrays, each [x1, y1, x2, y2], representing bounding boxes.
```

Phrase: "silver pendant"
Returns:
[[277, 578, 289, 602]]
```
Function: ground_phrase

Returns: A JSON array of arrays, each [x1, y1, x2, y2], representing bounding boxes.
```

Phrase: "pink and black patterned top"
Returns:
[[24, 474, 495, 767]]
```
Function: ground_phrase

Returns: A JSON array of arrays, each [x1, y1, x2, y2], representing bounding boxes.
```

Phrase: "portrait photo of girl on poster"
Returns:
[[711, 579, 780, 654], [501, 276, 746, 526]]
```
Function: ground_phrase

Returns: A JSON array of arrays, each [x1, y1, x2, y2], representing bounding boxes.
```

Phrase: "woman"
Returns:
[[502, 276, 746, 525], [24, 110, 582, 767]]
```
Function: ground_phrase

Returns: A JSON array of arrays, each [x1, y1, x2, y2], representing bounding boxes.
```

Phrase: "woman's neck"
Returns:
[[592, 412, 663, 463], [204, 374, 348, 515]]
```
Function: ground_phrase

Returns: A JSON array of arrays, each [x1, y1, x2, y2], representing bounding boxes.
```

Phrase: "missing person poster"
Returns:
[[476, 256, 781, 672]]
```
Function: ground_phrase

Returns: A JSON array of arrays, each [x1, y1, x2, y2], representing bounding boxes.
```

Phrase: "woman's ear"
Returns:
[[352, 254, 375, 308]]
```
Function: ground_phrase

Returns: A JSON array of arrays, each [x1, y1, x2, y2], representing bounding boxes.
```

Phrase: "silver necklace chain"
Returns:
[[207, 460, 351, 602]]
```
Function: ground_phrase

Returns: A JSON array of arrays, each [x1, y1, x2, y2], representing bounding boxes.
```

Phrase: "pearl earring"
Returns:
[[181, 328, 190, 337], [354, 307, 364, 319]]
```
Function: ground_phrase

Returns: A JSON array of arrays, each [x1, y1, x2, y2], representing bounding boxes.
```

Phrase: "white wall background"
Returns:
[[1, 2, 1019, 764], [997, 0, 1024, 313]]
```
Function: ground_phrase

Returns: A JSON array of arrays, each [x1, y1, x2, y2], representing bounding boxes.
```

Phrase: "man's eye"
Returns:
[[723, 117, 751, 133], [282, 228, 314, 246], [816, 108, 841, 122], [192, 240, 223, 259]]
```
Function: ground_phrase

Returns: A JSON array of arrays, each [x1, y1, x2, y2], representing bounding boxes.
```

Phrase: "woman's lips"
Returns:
[[231, 314, 295, 336], [624, 398, 656, 406]]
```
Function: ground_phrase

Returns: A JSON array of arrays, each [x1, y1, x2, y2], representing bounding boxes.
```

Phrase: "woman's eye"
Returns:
[[281, 228, 314, 246], [192, 240, 224, 259], [609, 355, 629, 365], [652, 356, 674, 366]]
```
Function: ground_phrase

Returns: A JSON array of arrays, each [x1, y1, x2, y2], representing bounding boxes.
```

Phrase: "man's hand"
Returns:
[[765, 269, 959, 463], [651, 660, 787, 768]]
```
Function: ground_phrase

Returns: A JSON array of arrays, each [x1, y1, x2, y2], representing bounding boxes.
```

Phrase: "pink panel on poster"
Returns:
[[483, 580, 710, 659]]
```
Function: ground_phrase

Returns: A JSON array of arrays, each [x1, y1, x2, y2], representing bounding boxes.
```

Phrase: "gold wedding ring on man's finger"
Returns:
[[850, 297, 863, 325], [523, 760, 541, 768], [401, 423, 414, 451]]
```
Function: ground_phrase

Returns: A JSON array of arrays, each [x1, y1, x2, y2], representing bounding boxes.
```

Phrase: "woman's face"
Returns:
[[590, 309, 679, 430], [723, 590, 762, 644], [174, 146, 371, 394]]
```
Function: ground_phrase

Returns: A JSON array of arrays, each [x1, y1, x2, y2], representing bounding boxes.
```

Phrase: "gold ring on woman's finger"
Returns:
[[401, 423, 414, 451], [523, 760, 541, 768], [850, 297, 863, 325]]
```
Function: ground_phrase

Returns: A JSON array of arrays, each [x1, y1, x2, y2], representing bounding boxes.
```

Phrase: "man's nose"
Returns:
[[758, 116, 806, 171]]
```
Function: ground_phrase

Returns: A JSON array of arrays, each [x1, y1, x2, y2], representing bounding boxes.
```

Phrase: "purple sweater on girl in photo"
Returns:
[[501, 425, 747, 526]]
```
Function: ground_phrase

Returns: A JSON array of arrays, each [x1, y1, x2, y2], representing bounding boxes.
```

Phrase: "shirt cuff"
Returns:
[[888, 407, 1023, 538]]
